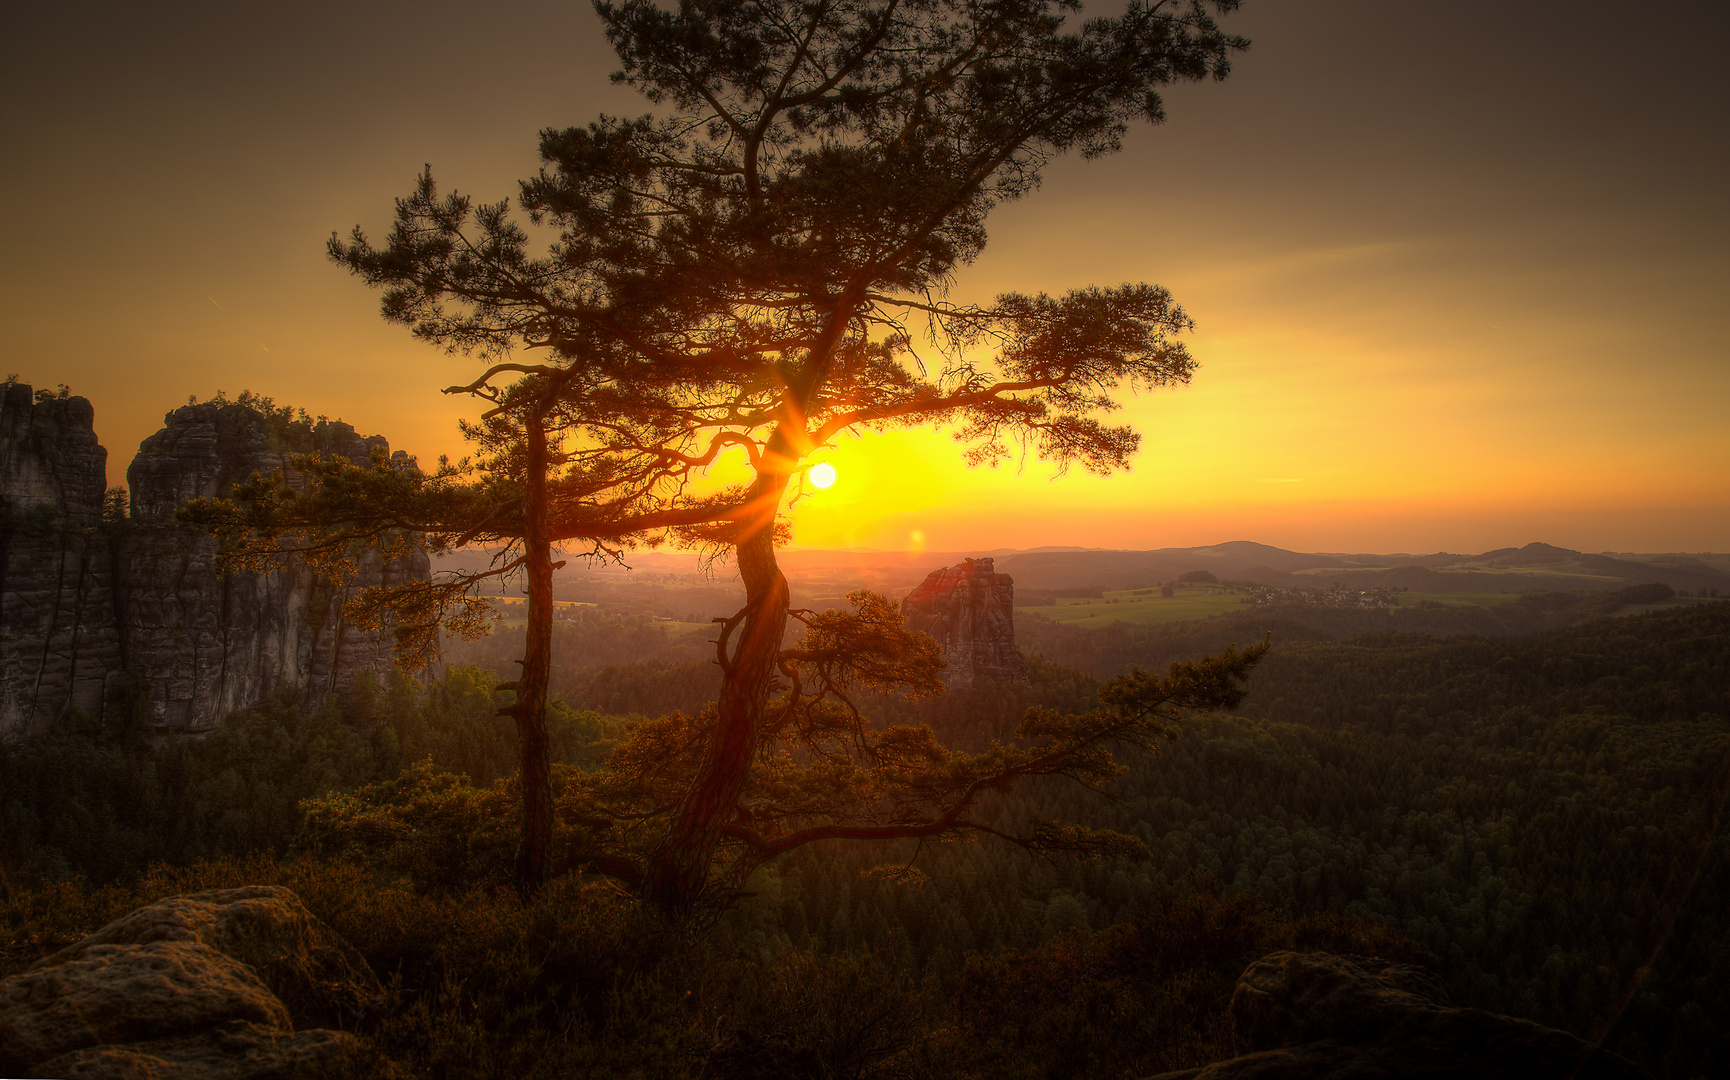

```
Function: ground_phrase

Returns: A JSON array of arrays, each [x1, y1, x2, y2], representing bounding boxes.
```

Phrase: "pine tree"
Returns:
[[208, 0, 1254, 909]]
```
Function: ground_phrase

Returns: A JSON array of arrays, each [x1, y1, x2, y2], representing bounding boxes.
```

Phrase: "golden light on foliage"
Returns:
[[807, 462, 837, 489]]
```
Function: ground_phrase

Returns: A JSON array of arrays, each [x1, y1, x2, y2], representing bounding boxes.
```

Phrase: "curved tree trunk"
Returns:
[[641, 311, 846, 913], [511, 400, 556, 896], [641, 471, 790, 912]]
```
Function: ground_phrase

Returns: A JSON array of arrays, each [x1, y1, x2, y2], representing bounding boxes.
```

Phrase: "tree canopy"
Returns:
[[335, 0, 1244, 508], [199, 0, 1255, 912]]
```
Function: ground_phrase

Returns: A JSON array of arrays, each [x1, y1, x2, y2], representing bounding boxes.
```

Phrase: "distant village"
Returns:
[[1242, 583, 1403, 609]]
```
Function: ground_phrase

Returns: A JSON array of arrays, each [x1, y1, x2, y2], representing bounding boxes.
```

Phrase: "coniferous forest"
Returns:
[[4, 599, 1725, 1078]]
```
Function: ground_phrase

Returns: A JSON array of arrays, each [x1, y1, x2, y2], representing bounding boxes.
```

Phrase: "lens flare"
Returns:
[[808, 462, 837, 489]]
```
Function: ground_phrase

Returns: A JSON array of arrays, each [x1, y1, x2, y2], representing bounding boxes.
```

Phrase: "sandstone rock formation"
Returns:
[[0, 383, 108, 522], [0, 384, 126, 732], [901, 557, 1028, 687], [119, 401, 431, 733], [1148, 950, 1650, 1080], [0, 386, 432, 741], [0, 886, 388, 1078], [37, 884, 383, 1030]]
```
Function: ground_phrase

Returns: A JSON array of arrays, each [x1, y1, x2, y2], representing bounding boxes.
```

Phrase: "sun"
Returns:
[[807, 462, 837, 489]]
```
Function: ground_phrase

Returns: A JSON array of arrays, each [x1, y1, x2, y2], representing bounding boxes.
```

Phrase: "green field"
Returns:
[[663, 620, 719, 634], [494, 617, 714, 634], [1393, 592, 1718, 612], [492, 599, 715, 636], [1024, 588, 1533, 626], [1392, 591, 1522, 608], [1018, 588, 1247, 627]]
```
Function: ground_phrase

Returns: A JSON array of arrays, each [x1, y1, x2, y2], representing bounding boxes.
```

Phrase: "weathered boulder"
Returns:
[[0, 886, 386, 1079], [0, 942, 289, 1070], [1229, 950, 1457, 1049], [36, 885, 382, 1031], [38, 1022, 373, 1080], [901, 557, 1028, 687], [1147, 950, 1650, 1080]]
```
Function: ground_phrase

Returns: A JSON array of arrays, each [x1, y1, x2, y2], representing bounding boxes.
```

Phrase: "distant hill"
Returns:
[[994, 541, 1730, 597], [435, 541, 1729, 622]]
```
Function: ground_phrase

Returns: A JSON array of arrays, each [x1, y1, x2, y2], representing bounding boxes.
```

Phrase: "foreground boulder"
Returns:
[[0, 886, 388, 1078], [1150, 951, 1651, 1080]]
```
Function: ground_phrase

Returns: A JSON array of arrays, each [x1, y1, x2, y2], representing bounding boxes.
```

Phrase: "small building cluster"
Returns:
[[1243, 583, 1399, 609]]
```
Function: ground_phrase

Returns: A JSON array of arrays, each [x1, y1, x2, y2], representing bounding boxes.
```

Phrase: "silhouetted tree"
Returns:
[[287, 0, 1253, 910], [180, 377, 716, 890]]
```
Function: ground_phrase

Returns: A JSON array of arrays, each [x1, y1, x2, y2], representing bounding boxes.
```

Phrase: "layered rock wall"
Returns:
[[0, 385, 125, 733], [901, 557, 1028, 687], [120, 402, 429, 731], [0, 388, 431, 741]]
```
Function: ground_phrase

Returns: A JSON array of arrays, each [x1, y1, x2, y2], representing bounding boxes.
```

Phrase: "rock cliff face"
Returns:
[[0, 384, 125, 733], [901, 557, 1028, 687], [0, 387, 431, 741], [120, 402, 430, 732]]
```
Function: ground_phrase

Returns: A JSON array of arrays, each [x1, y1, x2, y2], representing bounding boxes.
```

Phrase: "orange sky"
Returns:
[[3, 1, 1725, 554]]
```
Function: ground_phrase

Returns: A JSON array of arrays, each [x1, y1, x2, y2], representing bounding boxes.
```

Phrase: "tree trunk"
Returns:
[[512, 401, 556, 896], [641, 471, 790, 912], [639, 313, 847, 911]]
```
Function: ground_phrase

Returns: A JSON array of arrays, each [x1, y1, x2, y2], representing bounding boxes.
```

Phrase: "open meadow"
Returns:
[[1017, 586, 1249, 626]]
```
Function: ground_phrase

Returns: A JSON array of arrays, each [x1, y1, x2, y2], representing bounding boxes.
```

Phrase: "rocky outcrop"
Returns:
[[0, 383, 108, 522], [0, 886, 389, 1078], [119, 402, 430, 733], [36, 884, 383, 1030], [0, 384, 126, 733], [901, 557, 1028, 687], [0, 387, 432, 741], [1148, 951, 1650, 1080]]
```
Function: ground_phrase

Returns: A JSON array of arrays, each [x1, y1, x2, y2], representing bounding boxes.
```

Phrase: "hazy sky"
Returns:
[[3, 1, 1726, 554]]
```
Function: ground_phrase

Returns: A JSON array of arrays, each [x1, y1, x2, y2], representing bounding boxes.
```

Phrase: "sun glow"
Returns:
[[807, 461, 837, 489]]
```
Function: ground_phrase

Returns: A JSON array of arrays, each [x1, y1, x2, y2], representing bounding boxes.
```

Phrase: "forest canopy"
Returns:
[[6, 603, 1726, 1077]]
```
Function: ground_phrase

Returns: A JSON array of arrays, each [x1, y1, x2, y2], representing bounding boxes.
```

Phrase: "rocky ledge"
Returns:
[[1151, 950, 1650, 1080], [0, 885, 392, 1078]]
